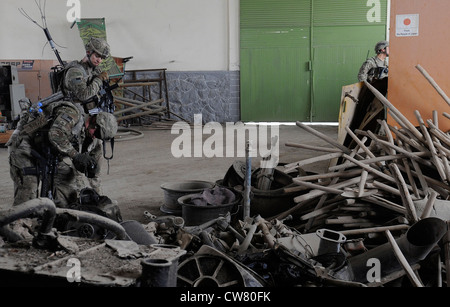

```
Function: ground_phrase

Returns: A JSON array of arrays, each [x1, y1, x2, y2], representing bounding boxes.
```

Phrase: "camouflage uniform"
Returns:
[[357, 56, 389, 83], [358, 40, 389, 83], [8, 104, 117, 207], [62, 37, 111, 194], [9, 100, 86, 207], [63, 60, 104, 105], [63, 60, 106, 193], [8, 37, 114, 207]]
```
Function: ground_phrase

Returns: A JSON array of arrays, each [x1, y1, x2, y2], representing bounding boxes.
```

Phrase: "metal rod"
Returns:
[[113, 99, 163, 115], [116, 108, 166, 121], [119, 82, 159, 87], [339, 224, 409, 236], [243, 141, 252, 219]]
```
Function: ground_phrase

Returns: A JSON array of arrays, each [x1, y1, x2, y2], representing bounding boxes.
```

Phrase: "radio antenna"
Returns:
[[19, 0, 65, 67]]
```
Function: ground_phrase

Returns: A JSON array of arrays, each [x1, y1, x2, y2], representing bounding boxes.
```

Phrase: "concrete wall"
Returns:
[[0, 0, 240, 71], [124, 70, 240, 123]]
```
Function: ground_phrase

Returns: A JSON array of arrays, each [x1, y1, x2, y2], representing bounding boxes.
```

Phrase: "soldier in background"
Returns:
[[61, 37, 112, 194], [358, 40, 389, 83], [61, 37, 110, 107]]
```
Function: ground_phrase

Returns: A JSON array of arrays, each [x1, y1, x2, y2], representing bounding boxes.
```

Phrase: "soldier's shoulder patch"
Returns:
[[66, 67, 86, 85], [61, 113, 74, 123], [72, 77, 83, 85]]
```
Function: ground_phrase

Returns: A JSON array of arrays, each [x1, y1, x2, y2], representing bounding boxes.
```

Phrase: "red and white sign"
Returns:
[[396, 14, 419, 37]]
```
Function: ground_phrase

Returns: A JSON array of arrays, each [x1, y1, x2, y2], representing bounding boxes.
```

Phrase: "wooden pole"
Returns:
[[420, 190, 438, 219], [296, 121, 352, 154], [416, 64, 450, 107], [364, 80, 424, 141], [385, 230, 424, 287]]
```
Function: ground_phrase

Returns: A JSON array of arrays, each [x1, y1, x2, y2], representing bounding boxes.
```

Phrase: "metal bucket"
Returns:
[[178, 189, 241, 226], [160, 180, 215, 215]]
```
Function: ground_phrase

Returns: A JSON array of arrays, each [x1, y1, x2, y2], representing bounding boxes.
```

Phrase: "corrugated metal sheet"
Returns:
[[241, 0, 312, 122], [313, 0, 387, 26], [241, 0, 311, 28], [240, 43, 311, 121], [241, 28, 310, 49], [312, 25, 386, 121]]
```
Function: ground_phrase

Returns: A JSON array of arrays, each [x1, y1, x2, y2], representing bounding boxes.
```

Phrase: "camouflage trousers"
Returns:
[[9, 136, 79, 208]]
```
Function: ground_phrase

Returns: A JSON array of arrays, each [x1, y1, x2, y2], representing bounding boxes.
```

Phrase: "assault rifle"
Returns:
[[81, 80, 119, 164], [22, 147, 58, 200], [81, 80, 119, 115]]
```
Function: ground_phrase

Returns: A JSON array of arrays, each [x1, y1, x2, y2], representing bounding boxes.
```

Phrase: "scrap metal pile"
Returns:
[[153, 80, 450, 287]]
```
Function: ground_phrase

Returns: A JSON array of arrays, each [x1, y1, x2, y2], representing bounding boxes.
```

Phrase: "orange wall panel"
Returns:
[[0, 59, 59, 103], [388, 0, 450, 132]]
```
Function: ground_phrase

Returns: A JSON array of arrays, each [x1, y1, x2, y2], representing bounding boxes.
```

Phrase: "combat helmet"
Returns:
[[95, 112, 118, 140], [85, 37, 110, 59], [375, 40, 389, 54]]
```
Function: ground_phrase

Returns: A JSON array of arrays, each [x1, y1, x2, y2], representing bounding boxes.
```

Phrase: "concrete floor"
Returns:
[[0, 123, 338, 223]]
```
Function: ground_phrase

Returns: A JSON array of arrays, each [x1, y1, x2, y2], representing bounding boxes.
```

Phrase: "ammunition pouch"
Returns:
[[20, 114, 49, 136]]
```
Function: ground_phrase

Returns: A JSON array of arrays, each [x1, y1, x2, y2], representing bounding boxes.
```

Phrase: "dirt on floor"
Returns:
[[0, 123, 338, 223]]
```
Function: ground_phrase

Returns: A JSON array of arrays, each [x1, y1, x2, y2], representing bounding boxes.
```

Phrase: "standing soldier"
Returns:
[[60, 37, 112, 194], [61, 37, 111, 110], [358, 40, 389, 83]]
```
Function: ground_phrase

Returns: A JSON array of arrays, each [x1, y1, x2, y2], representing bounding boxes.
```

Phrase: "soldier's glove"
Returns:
[[98, 71, 109, 81], [73, 153, 97, 176]]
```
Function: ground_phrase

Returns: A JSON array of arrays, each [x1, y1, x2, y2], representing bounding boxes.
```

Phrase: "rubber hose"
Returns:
[[0, 197, 56, 234], [56, 208, 128, 240], [115, 127, 144, 142]]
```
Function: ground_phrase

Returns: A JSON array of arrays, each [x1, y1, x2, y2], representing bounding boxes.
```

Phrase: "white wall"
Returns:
[[0, 0, 240, 71]]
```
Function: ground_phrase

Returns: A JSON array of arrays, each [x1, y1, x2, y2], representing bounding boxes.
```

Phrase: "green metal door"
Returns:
[[311, 0, 388, 122], [240, 0, 312, 122], [240, 0, 388, 122]]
